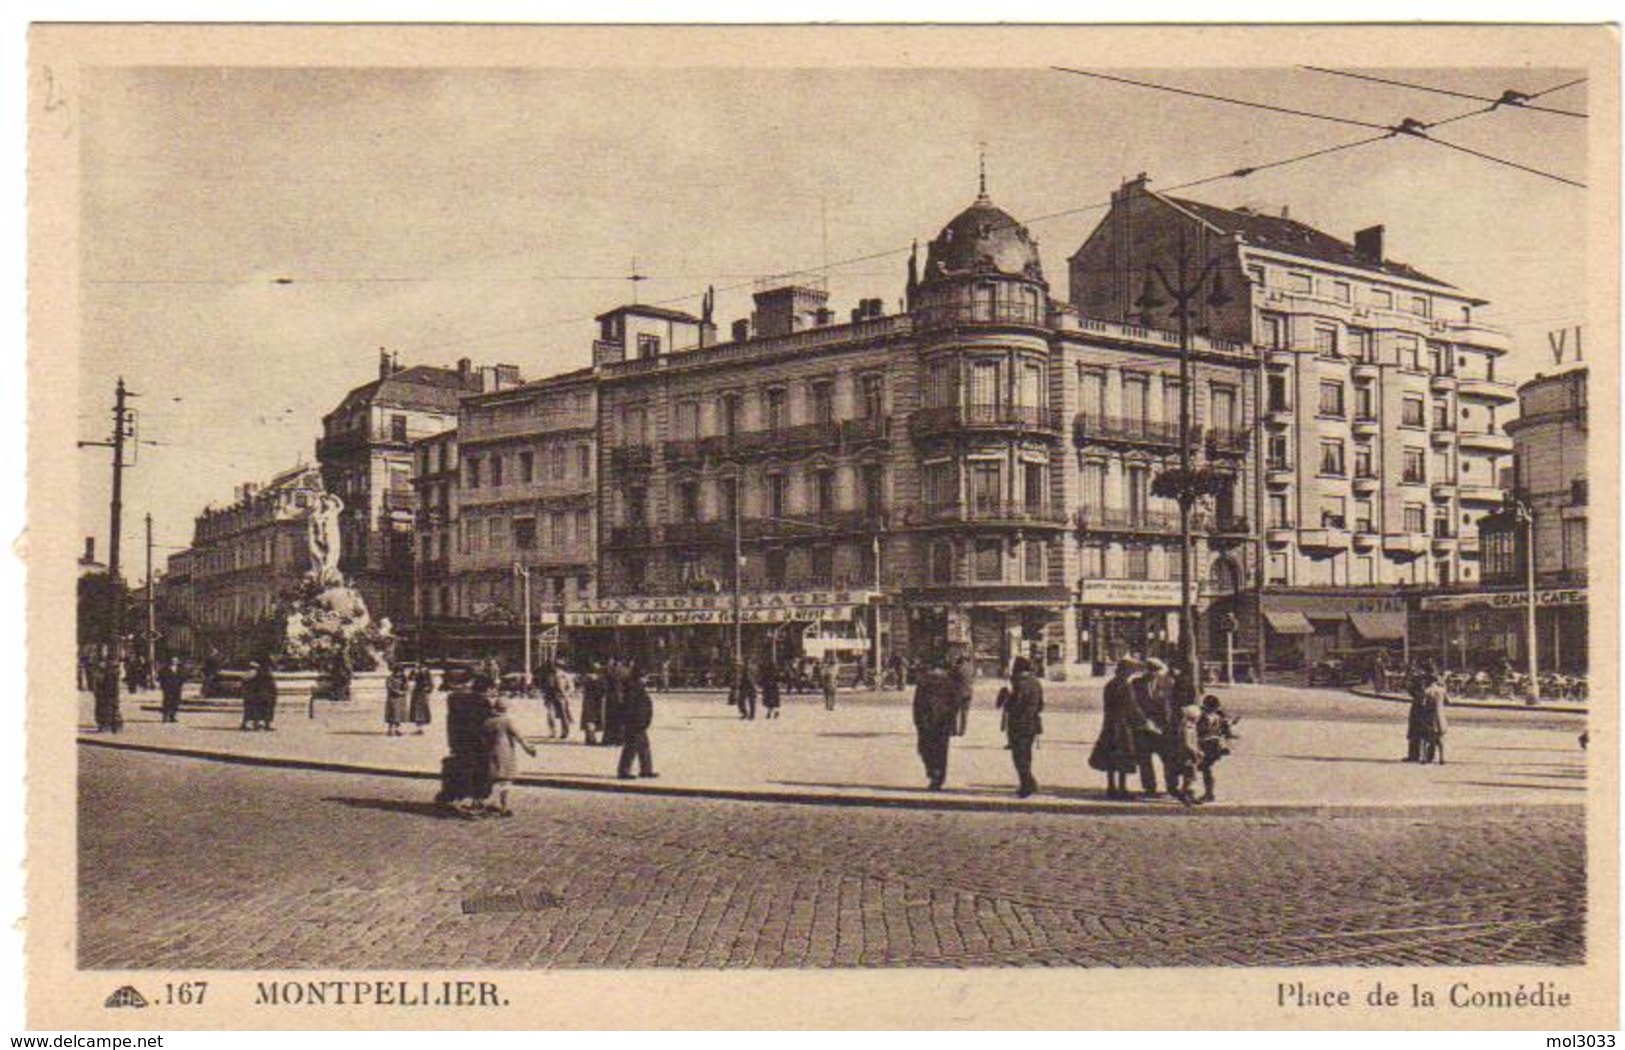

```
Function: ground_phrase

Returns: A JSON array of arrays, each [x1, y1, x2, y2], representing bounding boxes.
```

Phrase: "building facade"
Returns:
[[316, 351, 521, 631], [175, 467, 321, 661], [1418, 365, 1588, 672], [1070, 176, 1517, 667]]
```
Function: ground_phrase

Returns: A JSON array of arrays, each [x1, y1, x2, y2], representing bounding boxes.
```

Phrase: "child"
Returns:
[[481, 696, 537, 817], [1169, 697, 1204, 806], [1195, 694, 1240, 804]]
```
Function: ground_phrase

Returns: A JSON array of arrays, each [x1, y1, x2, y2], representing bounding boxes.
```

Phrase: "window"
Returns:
[[1079, 543, 1106, 578], [1332, 280, 1351, 303], [1266, 434, 1289, 471], [1321, 497, 1346, 529], [1210, 384, 1238, 432], [718, 477, 739, 524], [858, 540, 877, 585], [1396, 335, 1421, 371], [1268, 553, 1289, 586], [513, 517, 537, 551], [1314, 324, 1340, 357], [861, 464, 885, 518], [1078, 368, 1107, 420], [677, 480, 700, 522], [1411, 295, 1432, 318], [1320, 439, 1346, 476], [766, 388, 788, 431], [1162, 379, 1182, 426], [1266, 374, 1288, 412], [810, 546, 834, 583], [1562, 518, 1586, 571], [1246, 264, 1265, 287], [487, 517, 504, 549], [1354, 446, 1374, 479], [1318, 381, 1345, 418], [1287, 272, 1313, 293], [924, 461, 956, 509], [550, 445, 566, 480], [1402, 448, 1426, 484], [636, 333, 661, 359], [1080, 460, 1107, 510], [859, 373, 884, 419], [1401, 396, 1425, 427], [1372, 287, 1394, 310], [811, 380, 835, 425], [1269, 493, 1289, 528], [1428, 342, 1450, 376], [969, 360, 1002, 410], [577, 444, 591, 478], [1404, 503, 1427, 533], [1432, 402, 1451, 430], [1122, 374, 1150, 421], [1355, 500, 1374, 533], [623, 406, 647, 444], [813, 469, 836, 514], [390, 414, 408, 442], [1024, 540, 1046, 583], [767, 474, 788, 519], [973, 539, 1003, 582], [550, 511, 566, 546], [675, 401, 700, 440], [1023, 461, 1046, 513], [489, 453, 504, 488], [1355, 384, 1377, 420], [626, 557, 647, 591], [465, 455, 481, 489], [766, 550, 788, 589], [519, 450, 534, 483], [575, 509, 590, 545], [970, 461, 1002, 514], [720, 394, 743, 437], [925, 359, 956, 409], [1432, 451, 1452, 483], [1020, 361, 1044, 408], [1125, 465, 1150, 522], [1125, 545, 1150, 580], [1349, 327, 1374, 362], [1259, 313, 1286, 350], [930, 540, 955, 583], [626, 486, 647, 526]]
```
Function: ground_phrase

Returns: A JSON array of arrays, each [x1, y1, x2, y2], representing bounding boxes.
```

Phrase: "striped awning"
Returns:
[[1263, 610, 1314, 635]]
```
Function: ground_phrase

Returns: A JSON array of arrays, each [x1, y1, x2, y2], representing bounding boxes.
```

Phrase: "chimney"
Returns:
[[378, 347, 392, 380], [731, 318, 751, 343], [83, 536, 95, 564], [457, 357, 474, 386], [1354, 225, 1385, 264], [494, 364, 521, 389]]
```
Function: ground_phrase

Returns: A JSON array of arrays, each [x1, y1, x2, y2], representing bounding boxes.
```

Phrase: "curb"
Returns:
[[77, 735, 1581, 820], [1347, 688, 1588, 716]]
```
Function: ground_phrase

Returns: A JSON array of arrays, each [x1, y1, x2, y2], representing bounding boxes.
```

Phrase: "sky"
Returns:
[[75, 63, 1591, 577]]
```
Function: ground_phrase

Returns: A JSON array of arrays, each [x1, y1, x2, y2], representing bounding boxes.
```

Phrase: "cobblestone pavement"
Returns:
[[80, 748, 1585, 970]]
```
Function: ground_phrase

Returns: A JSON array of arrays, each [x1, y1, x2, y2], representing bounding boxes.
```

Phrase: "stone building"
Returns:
[[1070, 175, 1518, 668], [316, 351, 521, 631]]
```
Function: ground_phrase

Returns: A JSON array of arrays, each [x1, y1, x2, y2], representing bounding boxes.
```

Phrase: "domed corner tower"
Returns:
[[899, 182, 1070, 680]]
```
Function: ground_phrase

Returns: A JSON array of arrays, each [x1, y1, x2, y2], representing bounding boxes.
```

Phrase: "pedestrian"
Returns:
[[1195, 694, 1239, 804], [949, 655, 973, 737], [579, 662, 606, 745], [437, 669, 493, 813], [157, 656, 186, 723], [759, 659, 782, 719], [1089, 658, 1143, 800], [616, 664, 657, 780], [1133, 657, 1176, 797], [1421, 675, 1450, 764], [602, 659, 626, 747], [384, 664, 408, 736], [732, 662, 757, 721], [243, 659, 278, 730], [93, 654, 123, 733], [911, 659, 959, 790], [1404, 668, 1428, 762], [1166, 694, 1203, 806], [820, 660, 838, 711], [480, 697, 537, 817], [1004, 656, 1044, 798], [539, 660, 571, 739], [409, 665, 434, 734]]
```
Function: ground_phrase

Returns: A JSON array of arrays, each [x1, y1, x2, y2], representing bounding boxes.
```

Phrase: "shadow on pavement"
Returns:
[[323, 796, 468, 819], [1453, 780, 1584, 793]]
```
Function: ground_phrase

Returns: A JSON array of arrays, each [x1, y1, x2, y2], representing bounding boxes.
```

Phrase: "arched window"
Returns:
[[1209, 556, 1241, 595]]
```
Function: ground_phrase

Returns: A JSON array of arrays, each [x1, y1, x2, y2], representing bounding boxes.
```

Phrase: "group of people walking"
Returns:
[[1405, 669, 1449, 764], [383, 666, 435, 736], [1089, 656, 1238, 805], [910, 655, 1044, 796], [726, 659, 840, 719]]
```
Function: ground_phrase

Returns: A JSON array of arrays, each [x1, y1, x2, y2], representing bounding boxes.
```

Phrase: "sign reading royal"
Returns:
[[1420, 587, 1588, 612], [564, 590, 873, 628]]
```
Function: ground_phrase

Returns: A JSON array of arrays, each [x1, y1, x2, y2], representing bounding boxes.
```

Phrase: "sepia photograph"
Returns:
[[23, 22, 1618, 1031]]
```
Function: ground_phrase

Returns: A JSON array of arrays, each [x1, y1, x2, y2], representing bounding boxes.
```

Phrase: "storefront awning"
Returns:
[[1348, 611, 1407, 641], [1263, 610, 1314, 635]]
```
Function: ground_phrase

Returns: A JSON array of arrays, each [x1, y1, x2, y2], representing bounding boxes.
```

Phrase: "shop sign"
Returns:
[[1078, 579, 1182, 607], [1420, 588, 1588, 612], [562, 590, 872, 627]]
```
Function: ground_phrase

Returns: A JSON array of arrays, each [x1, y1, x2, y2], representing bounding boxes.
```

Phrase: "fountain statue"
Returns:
[[274, 481, 394, 677]]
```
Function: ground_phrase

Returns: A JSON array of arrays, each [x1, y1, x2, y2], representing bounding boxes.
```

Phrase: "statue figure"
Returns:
[[307, 492, 345, 586]]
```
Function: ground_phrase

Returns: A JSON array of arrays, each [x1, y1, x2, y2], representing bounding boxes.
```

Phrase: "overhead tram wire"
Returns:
[[1049, 66, 1393, 131], [1300, 67, 1589, 119]]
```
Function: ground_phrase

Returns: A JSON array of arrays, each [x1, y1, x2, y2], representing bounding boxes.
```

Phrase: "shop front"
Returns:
[[1258, 590, 1410, 671], [1075, 579, 1181, 675], [902, 585, 1068, 678], [1416, 585, 1588, 673]]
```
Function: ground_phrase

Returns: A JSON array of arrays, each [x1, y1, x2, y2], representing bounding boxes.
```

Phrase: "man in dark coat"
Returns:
[[1404, 669, 1429, 761], [93, 655, 123, 733], [243, 660, 278, 730], [157, 657, 186, 723], [602, 659, 626, 747], [912, 660, 959, 790], [949, 656, 974, 736], [1132, 658, 1175, 797], [1004, 656, 1044, 797], [616, 665, 657, 779]]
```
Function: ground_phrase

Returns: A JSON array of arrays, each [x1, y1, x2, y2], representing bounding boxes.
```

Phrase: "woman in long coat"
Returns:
[[759, 660, 782, 719], [481, 697, 536, 816], [1089, 658, 1142, 799], [408, 667, 434, 734], [383, 666, 409, 736]]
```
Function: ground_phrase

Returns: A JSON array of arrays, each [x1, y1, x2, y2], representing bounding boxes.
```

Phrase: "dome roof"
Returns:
[[923, 195, 1045, 285]]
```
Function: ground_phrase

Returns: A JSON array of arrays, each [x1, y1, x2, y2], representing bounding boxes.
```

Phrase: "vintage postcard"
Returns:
[[25, 23, 1619, 1030]]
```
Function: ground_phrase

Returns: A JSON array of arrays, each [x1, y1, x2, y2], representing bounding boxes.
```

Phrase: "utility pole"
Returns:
[[1136, 232, 1231, 692], [145, 512, 156, 675], [79, 378, 134, 664], [732, 491, 744, 671], [514, 563, 532, 691], [1516, 499, 1541, 702], [871, 530, 883, 687]]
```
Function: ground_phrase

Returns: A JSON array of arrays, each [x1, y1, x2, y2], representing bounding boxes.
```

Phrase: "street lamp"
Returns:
[[513, 562, 532, 692], [1135, 230, 1233, 692], [1510, 497, 1541, 702]]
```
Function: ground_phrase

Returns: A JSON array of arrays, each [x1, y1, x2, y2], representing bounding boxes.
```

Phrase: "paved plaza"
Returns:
[[75, 680, 1587, 969]]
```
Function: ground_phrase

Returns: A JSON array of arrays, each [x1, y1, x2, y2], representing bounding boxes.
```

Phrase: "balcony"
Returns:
[[841, 416, 889, 445], [911, 501, 1070, 529], [382, 490, 417, 516], [1204, 426, 1251, 457], [1352, 414, 1380, 437], [663, 438, 707, 466], [1264, 405, 1293, 428], [1074, 506, 1182, 535], [610, 445, 653, 472], [1458, 430, 1514, 455], [661, 520, 731, 546], [1352, 473, 1379, 496], [1266, 463, 1294, 487], [1384, 532, 1429, 558], [1072, 413, 1180, 450], [1352, 529, 1379, 550], [914, 404, 1065, 441], [913, 300, 1047, 331], [1430, 427, 1457, 448], [1459, 534, 1481, 557], [742, 509, 889, 539], [1429, 372, 1458, 393], [1431, 480, 1458, 501], [1265, 348, 1295, 369], [1265, 526, 1294, 546], [1457, 377, 1517, 404], [1352, 361, 1380, 381], [1459, 483, 1506, 504], [1299, 527, 1352, 552], [607, 525, 655, 548], [1431, 530, 1458, 553], [1439, 319, 1513, 354]]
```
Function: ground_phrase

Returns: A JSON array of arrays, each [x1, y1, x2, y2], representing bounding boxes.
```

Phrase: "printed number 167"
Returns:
[[163, 982, 208, 1005]]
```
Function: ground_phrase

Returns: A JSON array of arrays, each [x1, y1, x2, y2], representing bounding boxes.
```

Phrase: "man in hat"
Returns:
[[157, 656, 186, 723], [1133, 657, 1176, 797], [912, 658, 959, 790]]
